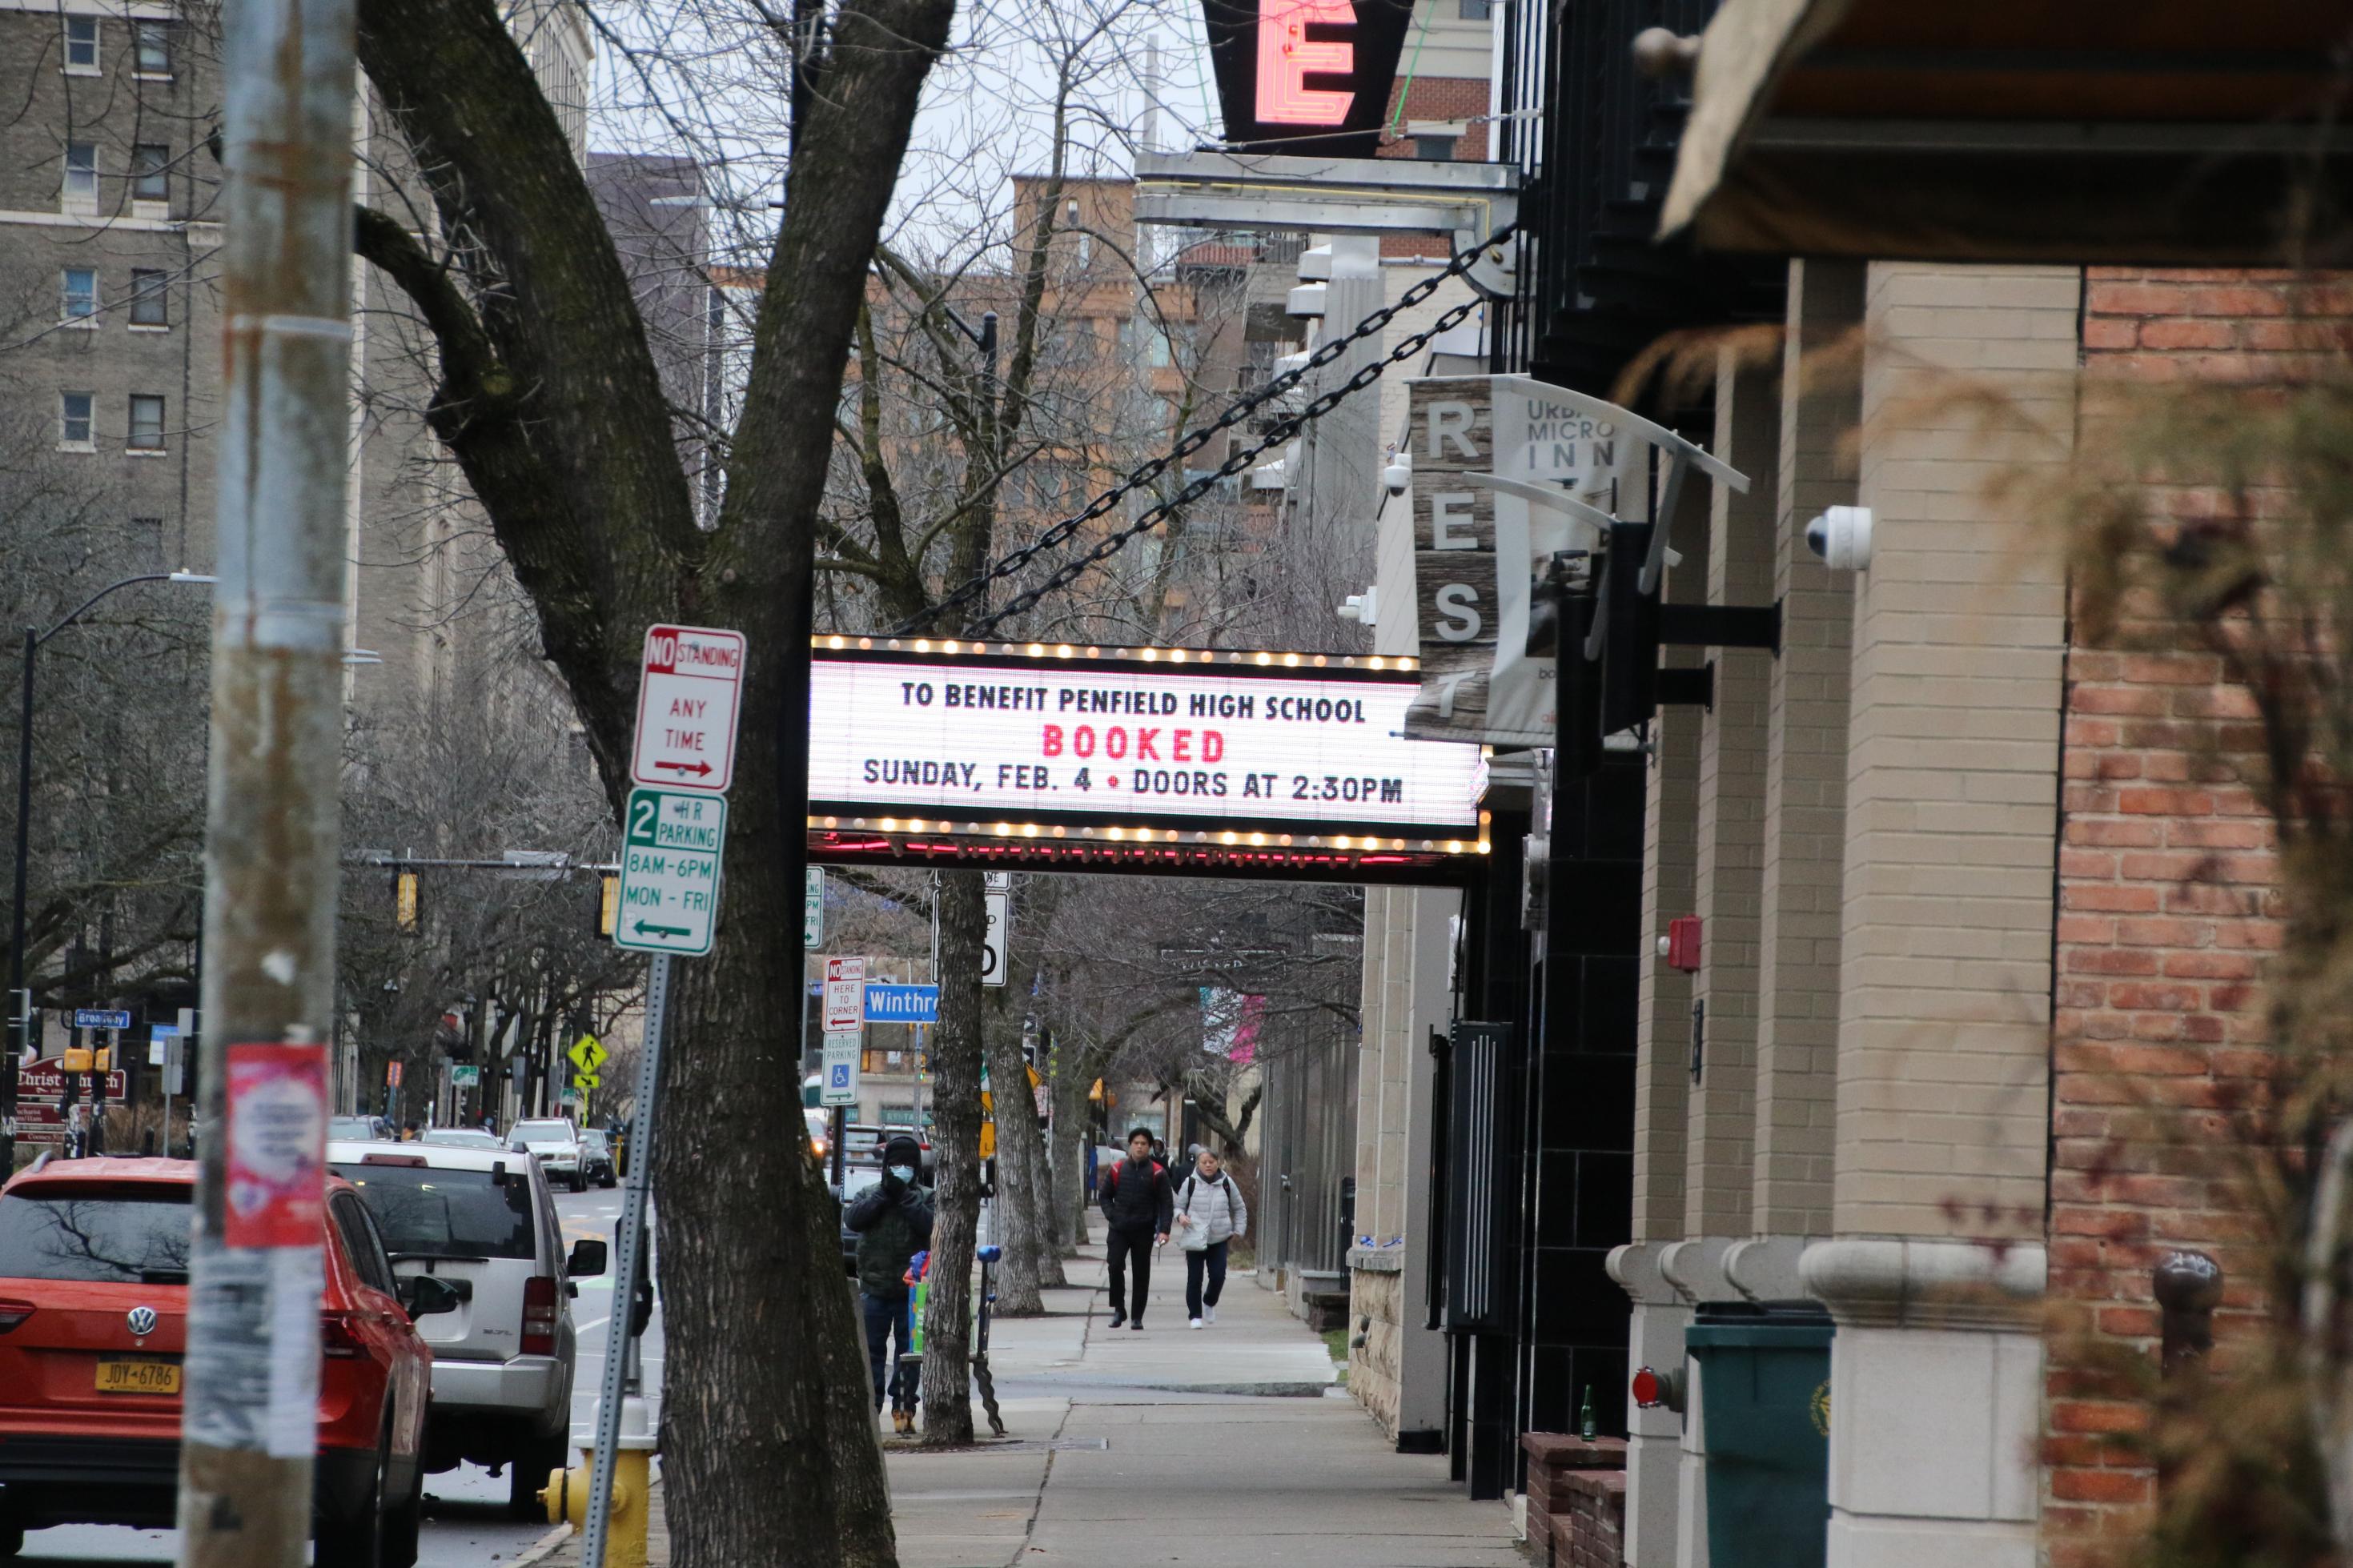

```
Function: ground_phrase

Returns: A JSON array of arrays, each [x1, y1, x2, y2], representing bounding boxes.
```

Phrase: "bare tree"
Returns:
[[347, 0, 958, 1554]]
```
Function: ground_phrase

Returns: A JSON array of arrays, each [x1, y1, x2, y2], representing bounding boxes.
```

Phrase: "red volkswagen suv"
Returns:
[[0, 1157, 450, 1565]]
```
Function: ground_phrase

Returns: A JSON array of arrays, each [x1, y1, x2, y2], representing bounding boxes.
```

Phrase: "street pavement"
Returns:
[[884, 1227, 1523, 1568], [529, 1223, 1521, 1568], [16, 1182, 655, 1566]]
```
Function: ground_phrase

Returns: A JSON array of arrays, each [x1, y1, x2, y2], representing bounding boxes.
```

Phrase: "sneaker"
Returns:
[[1205, 1306, 1217, 1325], [1189, 1317, 1203, 1329]]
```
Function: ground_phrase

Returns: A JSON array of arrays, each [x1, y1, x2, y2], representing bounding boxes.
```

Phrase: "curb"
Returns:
[[508, 1521, 575, 1566]]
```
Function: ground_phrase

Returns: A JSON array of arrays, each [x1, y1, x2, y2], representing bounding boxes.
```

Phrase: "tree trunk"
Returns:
[[352, 0, 953, 1553], [1048, 1046, 1094, 1255], [983, 1023, 1046, 1313], [920, 872, 986, 1442], [1022, 1089, 1069, 1286]]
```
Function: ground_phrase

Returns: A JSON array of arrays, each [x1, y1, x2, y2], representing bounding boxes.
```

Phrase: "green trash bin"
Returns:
[[1685, 1302, 1833, 1568]]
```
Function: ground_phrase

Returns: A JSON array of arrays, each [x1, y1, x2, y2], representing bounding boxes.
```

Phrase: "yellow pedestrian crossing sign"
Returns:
[[569, 1035, 608, 1074]]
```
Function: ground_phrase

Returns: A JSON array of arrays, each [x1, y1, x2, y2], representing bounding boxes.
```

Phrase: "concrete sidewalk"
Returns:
[[887, 1232, 1520, 1568], [526, 1231, 1518, 1567]]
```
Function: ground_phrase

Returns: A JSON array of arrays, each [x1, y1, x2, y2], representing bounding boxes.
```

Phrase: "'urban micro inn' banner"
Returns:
[[805, 640, 1488, 881]]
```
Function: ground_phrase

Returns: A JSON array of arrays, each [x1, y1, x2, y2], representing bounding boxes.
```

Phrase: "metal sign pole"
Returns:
[[581, 951, 670, 1568]]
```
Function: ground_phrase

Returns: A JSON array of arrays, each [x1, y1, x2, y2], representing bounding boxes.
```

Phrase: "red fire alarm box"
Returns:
[[1666, 916, 1702, 973]]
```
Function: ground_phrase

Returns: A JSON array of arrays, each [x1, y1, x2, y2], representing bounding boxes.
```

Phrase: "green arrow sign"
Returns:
[[612, 787, 728, 956]]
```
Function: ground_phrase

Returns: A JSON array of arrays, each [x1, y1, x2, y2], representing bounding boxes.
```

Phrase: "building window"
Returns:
[[63, 16, 98, 72], [130, 269, 167, 327], [127, 394, 165, 451], [1414, 134, 1457, 161], [132, 21, 170, 75], [62, 142, 97, 212], [61, 269, 97, 322], [59, 392, 94, 449], [1147, 328, 1172, 368], [131, 144, 168, 204], [1458, 0, 1491, 18]]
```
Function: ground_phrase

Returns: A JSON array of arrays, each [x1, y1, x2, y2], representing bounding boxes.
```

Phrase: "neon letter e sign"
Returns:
[[1256, 0, 1355, 125]]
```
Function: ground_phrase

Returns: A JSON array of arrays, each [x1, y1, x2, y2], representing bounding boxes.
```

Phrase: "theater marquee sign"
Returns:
[[806, 640, 1488, 881]]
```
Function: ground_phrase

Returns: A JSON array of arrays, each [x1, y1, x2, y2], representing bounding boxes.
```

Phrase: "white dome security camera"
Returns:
[[1804, 505, 1872, 571], [1382, 453, 1412, 495]]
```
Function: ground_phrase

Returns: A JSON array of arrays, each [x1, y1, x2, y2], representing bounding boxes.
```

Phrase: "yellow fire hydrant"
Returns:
[[540, 1410, 655, 1568]]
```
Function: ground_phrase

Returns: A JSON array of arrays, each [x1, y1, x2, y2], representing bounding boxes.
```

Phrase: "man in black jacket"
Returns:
[[1097, 1126, 1171, 1329], [845, 1133, 934, 1426]]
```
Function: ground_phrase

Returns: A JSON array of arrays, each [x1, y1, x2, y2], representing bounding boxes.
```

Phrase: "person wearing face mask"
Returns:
[[845, 1133, 934, 1430]]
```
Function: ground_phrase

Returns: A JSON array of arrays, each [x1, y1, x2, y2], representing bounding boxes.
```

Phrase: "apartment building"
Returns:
[[0, 0, 592, 693]]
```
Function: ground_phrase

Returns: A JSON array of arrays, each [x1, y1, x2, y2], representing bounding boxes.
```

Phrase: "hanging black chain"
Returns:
[[893, 225, 1515, 638]]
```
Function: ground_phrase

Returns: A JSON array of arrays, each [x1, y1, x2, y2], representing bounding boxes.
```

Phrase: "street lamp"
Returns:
[[7, 570, 214, 1169]]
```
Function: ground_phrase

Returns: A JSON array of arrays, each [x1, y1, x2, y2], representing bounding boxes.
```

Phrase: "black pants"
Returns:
[[861, 1290, 912, 1410], [1185, 1240, 1228, 1317], [1105, 1227, 1154, 1322]]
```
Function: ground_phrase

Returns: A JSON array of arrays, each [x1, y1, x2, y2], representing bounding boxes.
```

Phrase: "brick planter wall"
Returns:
[[1519, 1434, 1625, 1568], [2046, 267, 2351, 1562]]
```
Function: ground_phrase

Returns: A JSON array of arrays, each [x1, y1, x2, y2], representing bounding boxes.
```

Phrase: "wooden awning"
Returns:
[[1660, 0, 2353, 265]]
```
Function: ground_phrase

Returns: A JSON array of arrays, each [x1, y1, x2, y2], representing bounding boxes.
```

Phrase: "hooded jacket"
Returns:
[[845, 1134, 933, 1297], [1098, 1153, 1173, 1235], [1170, 1167, 1247, 1247]]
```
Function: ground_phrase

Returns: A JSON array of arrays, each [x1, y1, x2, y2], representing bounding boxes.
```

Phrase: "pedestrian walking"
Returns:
[[1170, 1148, 1247, 1328], [845, 1133, 934, 1430], [1098, 1126, 1171, 1330]]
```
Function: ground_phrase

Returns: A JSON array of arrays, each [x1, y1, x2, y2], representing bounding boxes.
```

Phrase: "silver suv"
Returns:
[[328, 1141, 607, 1518], [508, 1117, 586, 1192]]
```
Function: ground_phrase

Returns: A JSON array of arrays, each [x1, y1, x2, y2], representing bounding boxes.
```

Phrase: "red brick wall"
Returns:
[[1519, 1434, 1624, 1568], [2045, 267, 2351, 1560], [1375, 76, 1489, 259]]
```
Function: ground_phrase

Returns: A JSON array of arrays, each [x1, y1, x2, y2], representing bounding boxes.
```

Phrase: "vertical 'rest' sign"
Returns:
[[1407, 379, 1497, 741], [631, 624, 747, 792]]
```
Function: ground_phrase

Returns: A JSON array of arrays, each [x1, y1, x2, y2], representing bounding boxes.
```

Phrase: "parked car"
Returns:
[[0, 1155, 451, 1564], [329, 1141, 606, 1519], [419, 1127, 503, 1150], [328, 1114, 396, 1143], [506, 1118, 585, 1192], [578, 1129, 617, 1189]]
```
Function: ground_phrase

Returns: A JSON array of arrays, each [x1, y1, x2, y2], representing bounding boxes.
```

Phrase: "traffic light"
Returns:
[[394, 872, 420, 932], [598, 872, 620, 937]]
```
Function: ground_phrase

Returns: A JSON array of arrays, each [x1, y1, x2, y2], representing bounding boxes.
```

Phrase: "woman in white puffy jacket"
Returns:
[[1170, 1148, 1248, 1329]]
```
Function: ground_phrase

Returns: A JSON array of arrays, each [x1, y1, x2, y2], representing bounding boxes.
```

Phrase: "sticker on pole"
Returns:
[[631, 624, 746, 792], [614, 787, 728, 955], [223, 1042, 328, 1249]]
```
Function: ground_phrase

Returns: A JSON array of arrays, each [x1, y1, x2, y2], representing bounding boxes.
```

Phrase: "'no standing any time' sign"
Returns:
[[632, 624, 747, 792]]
